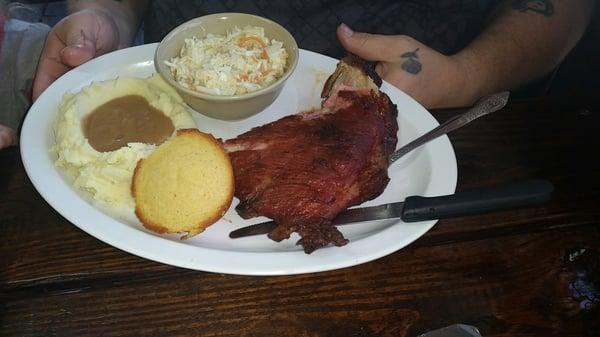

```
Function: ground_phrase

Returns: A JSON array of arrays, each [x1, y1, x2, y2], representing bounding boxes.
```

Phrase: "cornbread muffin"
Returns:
[[132, 129, 234, 238]]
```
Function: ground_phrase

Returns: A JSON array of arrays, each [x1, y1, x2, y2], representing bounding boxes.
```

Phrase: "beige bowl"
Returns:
[[155, 13, 299, 120]]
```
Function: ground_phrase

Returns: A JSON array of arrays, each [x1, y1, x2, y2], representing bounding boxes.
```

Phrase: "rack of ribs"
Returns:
[[223, 54, 398, 253]]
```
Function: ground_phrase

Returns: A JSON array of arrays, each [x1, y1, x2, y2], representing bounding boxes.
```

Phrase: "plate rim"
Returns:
[[20, 43, 457, 276]]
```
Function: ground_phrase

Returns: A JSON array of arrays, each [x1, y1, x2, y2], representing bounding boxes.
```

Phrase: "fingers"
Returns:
[[0, 124, 17, 149], [32, 10, 120, 101], [32, 57, 70, 101], [60, 45, 97, 67], [32, 31, 70, 101], [60, 26, 98, 67], [59, 11, 120, 66], [337, 23, 404, 62]]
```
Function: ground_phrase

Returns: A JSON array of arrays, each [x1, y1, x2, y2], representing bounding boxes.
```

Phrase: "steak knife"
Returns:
[[229, 179, 553, 238]]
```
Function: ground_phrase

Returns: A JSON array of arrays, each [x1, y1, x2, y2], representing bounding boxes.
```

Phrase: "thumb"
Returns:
[[337, 23, 397, 62], [60, 29, 97, 67], [59, 11, 120, 67]]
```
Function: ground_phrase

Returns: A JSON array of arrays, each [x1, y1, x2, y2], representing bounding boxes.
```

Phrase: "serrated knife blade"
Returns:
[[228, 179, 554, 239]]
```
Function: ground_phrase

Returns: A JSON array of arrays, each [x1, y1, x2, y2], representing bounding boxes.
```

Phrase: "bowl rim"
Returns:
[[154, 12, 299, 102]]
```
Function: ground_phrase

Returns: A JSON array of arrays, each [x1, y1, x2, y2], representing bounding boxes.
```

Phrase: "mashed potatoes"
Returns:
[[52, 74, 196, 210]]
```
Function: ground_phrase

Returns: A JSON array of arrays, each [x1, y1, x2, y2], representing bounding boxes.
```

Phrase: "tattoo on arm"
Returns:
[[400, 48, 422, 75], [511, 0, 554, 17]]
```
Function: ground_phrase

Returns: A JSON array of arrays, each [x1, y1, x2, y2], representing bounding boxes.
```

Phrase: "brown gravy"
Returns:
[[83, 95, 175, 152]]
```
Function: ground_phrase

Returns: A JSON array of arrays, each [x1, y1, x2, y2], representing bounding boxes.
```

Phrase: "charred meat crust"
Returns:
[[225, 53, 398, 253]]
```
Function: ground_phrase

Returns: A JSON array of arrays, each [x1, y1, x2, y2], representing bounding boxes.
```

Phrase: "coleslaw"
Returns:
[[165, 25, 288, 96]]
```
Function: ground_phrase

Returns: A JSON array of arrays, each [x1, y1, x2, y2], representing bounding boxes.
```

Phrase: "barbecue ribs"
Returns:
[[223, 54, 398, 253]]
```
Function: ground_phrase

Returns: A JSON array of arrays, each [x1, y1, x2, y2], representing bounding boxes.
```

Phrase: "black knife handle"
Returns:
[[401, 179, 554, 222]]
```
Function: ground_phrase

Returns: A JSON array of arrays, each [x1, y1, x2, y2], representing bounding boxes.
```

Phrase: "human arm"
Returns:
[[32, 0, 148, 100], [337, 0, 594, 108]]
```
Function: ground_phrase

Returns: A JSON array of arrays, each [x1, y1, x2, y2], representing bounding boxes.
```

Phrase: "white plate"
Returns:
[[20, 44, 457, 276]]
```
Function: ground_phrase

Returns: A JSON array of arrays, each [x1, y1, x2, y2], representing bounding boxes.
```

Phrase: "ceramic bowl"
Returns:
[[155, 13, 299, 120]]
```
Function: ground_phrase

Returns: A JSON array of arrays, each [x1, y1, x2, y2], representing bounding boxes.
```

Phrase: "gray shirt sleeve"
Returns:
[[0, 19, 49, 130]]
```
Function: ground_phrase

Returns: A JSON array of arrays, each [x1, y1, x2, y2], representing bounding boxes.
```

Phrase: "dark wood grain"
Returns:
[[1, 93, 599, 336], [1, 227, 598, 337]]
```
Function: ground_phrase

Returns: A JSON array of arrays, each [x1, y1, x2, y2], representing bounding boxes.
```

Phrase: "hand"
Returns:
[[0, 124, 17, 150], [336, 24, 477, 109], [32, 9, 124, 101]]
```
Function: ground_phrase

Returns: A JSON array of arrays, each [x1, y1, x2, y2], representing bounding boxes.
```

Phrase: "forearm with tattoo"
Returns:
[[511, 0, 554, 17], [453, 0, 593, 102]]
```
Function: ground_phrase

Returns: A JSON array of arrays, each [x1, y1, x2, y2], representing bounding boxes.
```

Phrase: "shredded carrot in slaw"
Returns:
[[239, 35, 269, 59]]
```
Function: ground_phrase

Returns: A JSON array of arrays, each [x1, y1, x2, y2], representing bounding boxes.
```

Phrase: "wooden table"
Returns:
[[1, 93, 599, 337]]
